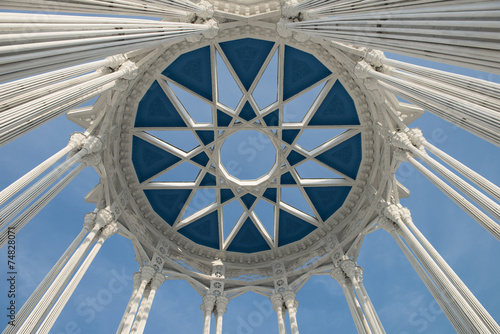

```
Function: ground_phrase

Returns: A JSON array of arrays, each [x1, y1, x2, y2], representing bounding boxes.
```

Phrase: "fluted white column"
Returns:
[[2, 217, 94, 334], [130, 272, 165, 334], [283, 290, 300, 334], [341, 261, 385, 334], [36, 222, 119, 334], [399, 208, 500, 333], [116, 272, 142, 334], [378, 218, 469, 333], [384, 205, 491, 333], [119, 265, 155, 334], [16, 209, 112, 334], [215, 296, 229, 334], [271, 294, 287, 334], [201, 294, 216, 334], [331, 267, 368, 334]]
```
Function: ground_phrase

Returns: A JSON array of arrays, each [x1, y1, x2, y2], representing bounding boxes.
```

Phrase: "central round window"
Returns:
[[130, 37, 363, 254], [220, 130, 277, 180]]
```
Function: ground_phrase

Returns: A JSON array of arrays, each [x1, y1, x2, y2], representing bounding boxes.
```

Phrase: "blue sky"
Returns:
[[1, 28, 500, 334]]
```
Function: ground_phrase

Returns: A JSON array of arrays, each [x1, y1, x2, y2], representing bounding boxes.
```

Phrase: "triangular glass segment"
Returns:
[[283, 45, 331, 100], [283, 82, 326, 123], [135, 81, 187, 128], [132, 136, 181, 183], [178, 211, 219, 249], [219, 38, 275, 91], [146, 130, 200, 153], [152, 162, 200, 182], [195, 130, 215, 146], [253, 200, 275, 239], [281, 187, 315, 216], [263, 110, 279, 127], [191, 151, 210, 167], [286, 150, 307, 166], [315, 133, 362, 179], [309, 80, 360, 126], [282, 129, 300, 145], [241, 193, 257, 209], [304, 186, 351, 222], [262, 188, 277, 203], [296, 128, 347, 151], [144, 189, 192, 226], [216, 51, 243, 109], [280, 172, 296, 185], [217, 110, 233, 127], [170, 82, 212, 123], [223, 199, 245, 239], [162, 46, 212, 101], [295, 160, 343, 179], [278, 209, 316, 247], [182, 188, 217, 219], [220, 189, 235, 203], [253, 50, 278, 110], [200, 173, 217, 186], [239, 101, 257, 122], [227, 218, 271, 253]]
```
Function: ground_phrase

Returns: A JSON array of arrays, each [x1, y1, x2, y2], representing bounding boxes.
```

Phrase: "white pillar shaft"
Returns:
[[0, 164, 85, 248], [276, 306, 286, 334], [352, 281, 383, 334], [408, 156, 500, 241], [409, 146, 500, 222], [116, 276, 141, 334], [131, 287, 158, 334], [0, 144, 73, 206], [36, 236, 106, 334], [391, 231, 469, 333], [339, 283, 368, 334], [203, 312, 211, 334], [406, 221, 500, 332], [215, 313, 223, 334], [288, 307, 300, 334], [358, 281, 385, 334], [395, 220, 490, 333], [17, 223, 101, 334], [119, 280, 149, 334], [422, 141, 500, 202], [2, 226, 89, 334]]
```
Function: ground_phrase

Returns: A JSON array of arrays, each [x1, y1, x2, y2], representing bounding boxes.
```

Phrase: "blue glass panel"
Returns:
[[195, 130, 215, 146], [283, 45, 331, 101], [216, 51, 243, 109], [282, 129, 300, 145], [296, 128, 346, 151], [239, 101, 257, 122], [286, 150, 307, 166], [220, 38, 275, 90], [253, 200, 275, 238], [162, 46, 212, 101], [263, 188, 277, 203], [132, 136, 181, 183], [304, 186, 351, 221], [191, 151, 210, 167], [217, 110, 233, 127], [283, 82, 325, 123], [281, 187, 314, 216], [253, 50, 278, 109], [280, 172, 296, 185], [152, 162, 200, 182], [147, 130, 199, 153], [241, 193, 257, 209], [200, 173, 217, 186], [309, 80, 360, 126], [223, 199, 244, 239], [182, 189, 216, 219], [263, 110, 279, 127], [135, 81, 186, 127], [278, 210, 317, 246], [227, 218, 271, 253], [170, 82, 212, 123], [178, 211, 219, 249], [314, 133, 362, 179], [295, 160, 343, 179], [144, 189, 192, 226], [220, 189, 235, 203]]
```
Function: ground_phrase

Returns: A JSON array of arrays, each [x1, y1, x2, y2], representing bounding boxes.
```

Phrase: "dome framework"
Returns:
[[0, 1, 499, 333]]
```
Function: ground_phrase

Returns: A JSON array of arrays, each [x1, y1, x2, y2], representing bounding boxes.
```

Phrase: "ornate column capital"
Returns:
[[364, 50, 386, 67], [68, 132, 87, 151], [282, 290, 297, 310], [202, 19, 219, 39], [132, 271, 142, 289], [119, 60, 139, 80], [83, 212, 97, 231], [196, 0, 214, 20], [400, 206, 413, 224], [270, 293, 284, 312], [95, 208, 114, 229], [354, 61, 373, 79], [330, 266, 347, 285], [140, 265, 155, 283], [383, 204, 402, 223], [106, 54, 128, 69], [100, 222, 119, 240], [215, 296, 229, 316], [83, 135, 104, 154], [354, 266, 364, 283], [378, 217, 398, 234], [391, 131, 413, 150], [393, 148, 412, 162], [277, 18, 293, 38], [340, 259, 356, 279], [150, 272, 166, 290], [407, 128, 427, 149], [201, 294, 216, 315]]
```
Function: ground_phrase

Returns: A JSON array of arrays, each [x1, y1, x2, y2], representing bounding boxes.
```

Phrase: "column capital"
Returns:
[[354, 61, 374, 79], [277, 18, 293, 38], [399, 206, 413, 224], [354, 266, 364, 283], [364, 49, 386, 67], [330, 266, 347, 285], [196, 0, 214, 20], [95, 208, 114, 229], [119, 60, 139, 80], [150, 272, 166, 290], [383, 204, 402, 223], [391, 131, 413, 150], [106, 54, 127, 69], [202, 18, 219, 39], [82, 135, 104, 155], [68, 132, 87, 151], [340, 259, 356, 279], [270, 293, 284, 312], [407, 128, 427, 149], [81, 152, 102, 167], [378, 217, 398, 234], [282, 290, 297, 309], [83, 212, 97, 231], [100, 222, 119, 240], [393, 148, 413, 162], [140, 265, 155, 283], [132, 271, 142, 289], [201, 294, 216, 315], [216, 296, 229, 315]]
